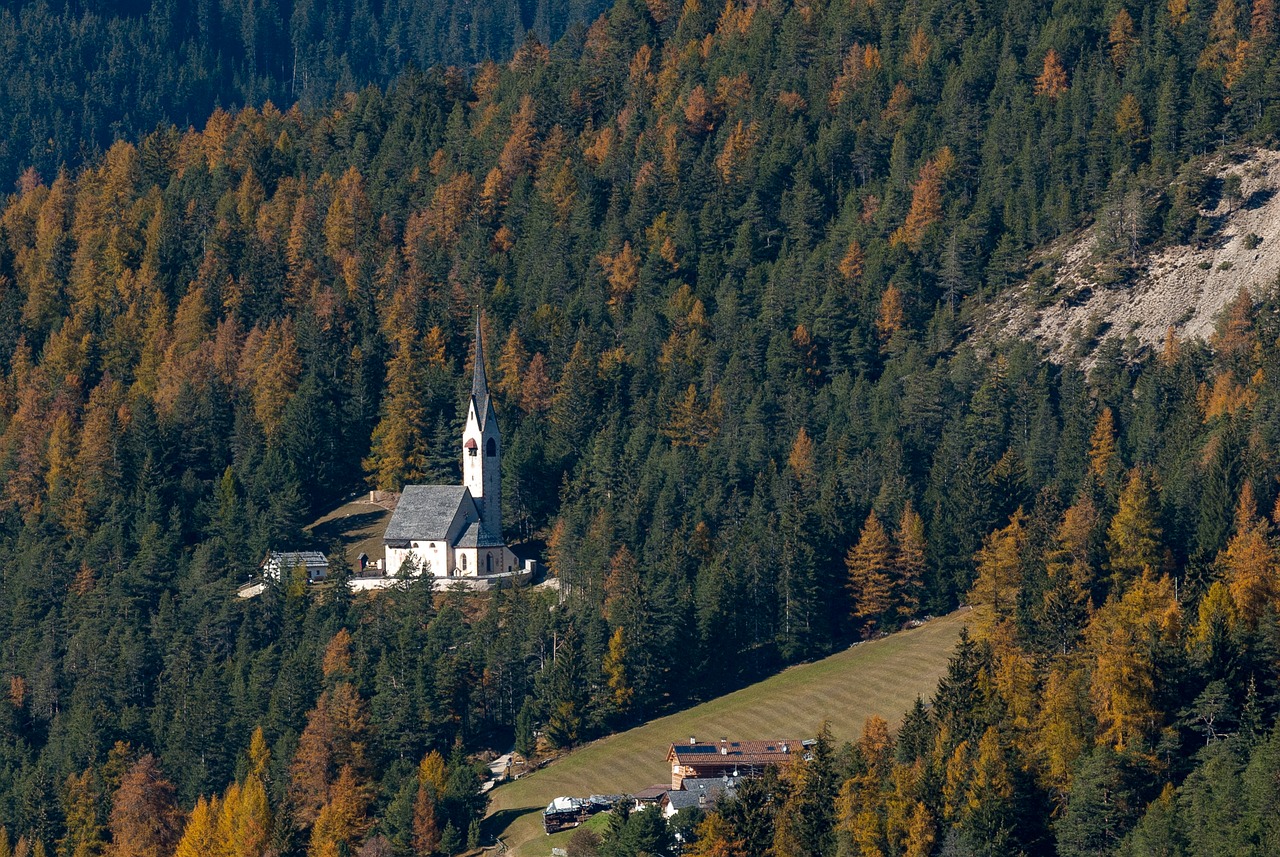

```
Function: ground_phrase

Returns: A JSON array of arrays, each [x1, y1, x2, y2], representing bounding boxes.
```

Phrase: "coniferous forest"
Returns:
[[3, 0, 1280, 854]]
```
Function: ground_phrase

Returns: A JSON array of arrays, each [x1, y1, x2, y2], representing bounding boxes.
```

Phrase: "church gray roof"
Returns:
[[385, 485, 470, 542], [455, 518, 506, 548]]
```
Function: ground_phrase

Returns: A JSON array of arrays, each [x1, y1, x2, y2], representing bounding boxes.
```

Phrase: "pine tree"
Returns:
[[894, 502, 926, 619], [107, 755, 182, 857], [1106, 469, 1163, 589], [173, 797, 219, 857], [602, 627, 635, 716], [1219, 482, 1277, 625], [847, 512, 895, 636], [59, 770, 106, 857], [412, 785, 440, 857], [969, 512, 1026, 632], [308, 766, 371, 857]]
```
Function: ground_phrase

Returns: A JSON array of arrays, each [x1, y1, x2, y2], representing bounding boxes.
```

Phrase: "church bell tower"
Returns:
[[462, 314, 502, 537]]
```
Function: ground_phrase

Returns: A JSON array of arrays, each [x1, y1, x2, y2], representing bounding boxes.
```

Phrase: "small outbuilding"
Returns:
[[261, 550, 329, 582]]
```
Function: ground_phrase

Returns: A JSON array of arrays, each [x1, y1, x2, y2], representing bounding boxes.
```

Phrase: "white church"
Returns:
[[378, 316, 531, 588]]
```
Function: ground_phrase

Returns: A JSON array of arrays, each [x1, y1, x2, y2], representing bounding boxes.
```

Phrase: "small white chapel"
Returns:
[[380, 315, 525, 584]]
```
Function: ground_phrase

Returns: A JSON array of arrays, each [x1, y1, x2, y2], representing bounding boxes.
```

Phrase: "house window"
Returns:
[[486, 437, 497, 457]]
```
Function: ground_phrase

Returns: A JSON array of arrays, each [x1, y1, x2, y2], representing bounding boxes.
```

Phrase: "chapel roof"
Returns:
[[455, 518, 507, 548], [384, 485, 472, 542]]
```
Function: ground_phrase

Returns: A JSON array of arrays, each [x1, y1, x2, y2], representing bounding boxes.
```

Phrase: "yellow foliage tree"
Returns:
[[1106, 469, 1163, 588], [602, 627, 635, 713], [1199, 0, 1241, 69], [418, 751, 448, 795], [905, 27, 932, 69], [875, 285, 905, 342], [847, 511, 895, 636], [1032, 661, 1092, 798], [968, 511, 1026, 632], [598, 242, 640, 307], [684, 85, 718, 134], [839, 240, 865, 282], [307, 766, 371, 857], [788, 426, 815, 484], [498, 96, 538, 177], [1109, 10, 1138, 68], [894, 502, 926, 618], [1085, 571, 1180, 750], [686, 813, 745, 857], [1035, 49, 1069, 98], [173, 796, 219, 857], [890, 160, 943, 248], [1087, 407, 1119, 484], [519, 352, 552, 415], [715, 121, 759, 184], [1115, 93, 1147, 149], [661, 384, 723, 448], [1189, 581, 1238, 653], [1218, 483, 1277, 625]]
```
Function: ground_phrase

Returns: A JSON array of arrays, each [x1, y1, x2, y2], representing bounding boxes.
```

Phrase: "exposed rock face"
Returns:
[[993, 148, 1280, 366]]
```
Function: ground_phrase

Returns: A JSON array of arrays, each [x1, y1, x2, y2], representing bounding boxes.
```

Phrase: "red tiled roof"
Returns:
[[668, 739, 804, 767], [633, 785, 669, 801]]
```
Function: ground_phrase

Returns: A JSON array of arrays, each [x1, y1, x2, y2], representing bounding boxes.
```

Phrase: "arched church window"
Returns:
[[486, 553, 492, 573], [461, 554, 467, 571], [486, 437, 496, 457]]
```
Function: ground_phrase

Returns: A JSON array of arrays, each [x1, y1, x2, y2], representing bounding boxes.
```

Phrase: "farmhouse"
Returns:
[[666, 738, 804, 789], [379, 315, 528, 587]]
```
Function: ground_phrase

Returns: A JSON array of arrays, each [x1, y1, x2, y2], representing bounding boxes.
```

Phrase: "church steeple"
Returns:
[[471, 312, 492, 429], [463, 312, 501, 537]]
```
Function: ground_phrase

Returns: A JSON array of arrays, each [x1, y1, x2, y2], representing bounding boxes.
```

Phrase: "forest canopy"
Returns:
[[1, 0, 1280, 853]]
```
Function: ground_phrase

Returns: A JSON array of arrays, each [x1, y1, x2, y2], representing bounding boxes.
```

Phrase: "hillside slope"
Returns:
[[993, 148, 1280, 364], [485, 609, 972, 855]]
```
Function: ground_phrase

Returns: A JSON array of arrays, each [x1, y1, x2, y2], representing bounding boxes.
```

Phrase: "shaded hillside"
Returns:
[[0, 0, 610, 187]]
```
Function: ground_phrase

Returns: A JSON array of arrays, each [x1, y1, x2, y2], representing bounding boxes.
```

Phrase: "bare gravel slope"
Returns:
[[992, 148, 1280, 365]]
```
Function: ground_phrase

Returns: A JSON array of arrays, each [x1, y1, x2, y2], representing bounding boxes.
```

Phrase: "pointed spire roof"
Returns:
[[471, 312, 494, 430]]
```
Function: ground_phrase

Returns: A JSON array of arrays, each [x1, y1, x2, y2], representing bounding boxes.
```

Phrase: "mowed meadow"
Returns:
[[486, 609, 973, 855]]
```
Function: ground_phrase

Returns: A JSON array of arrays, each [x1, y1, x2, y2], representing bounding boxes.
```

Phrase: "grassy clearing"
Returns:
[[305, 494, 391, 568], [485, 608, 973, 856]]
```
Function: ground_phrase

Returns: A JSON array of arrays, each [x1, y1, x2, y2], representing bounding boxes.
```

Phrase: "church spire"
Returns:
[[471, 312, 491, 428], [463, 310, 502, 539]]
